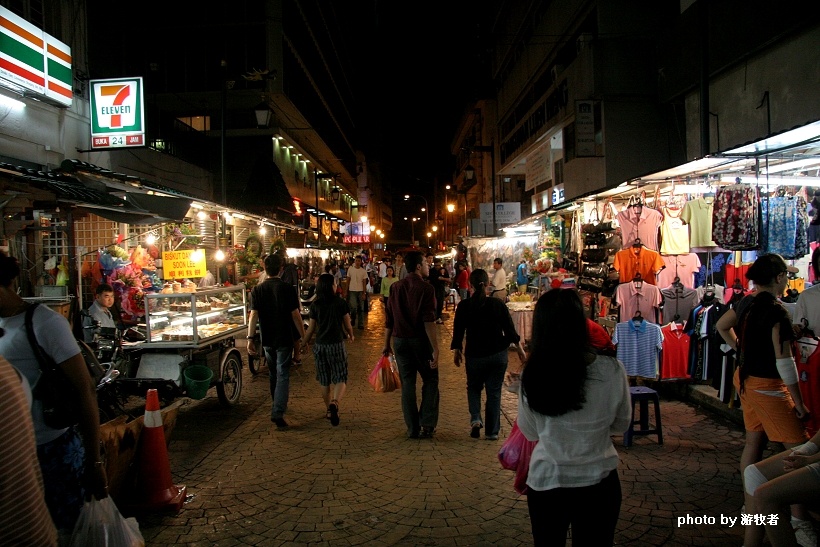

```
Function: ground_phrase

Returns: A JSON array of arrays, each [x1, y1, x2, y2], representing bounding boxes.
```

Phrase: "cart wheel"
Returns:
[[248, 350, 266, 375], [217, 351, 243, 405]]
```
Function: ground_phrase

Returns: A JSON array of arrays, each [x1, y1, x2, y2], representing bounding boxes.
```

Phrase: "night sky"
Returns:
[[338, 1, 491, 238]]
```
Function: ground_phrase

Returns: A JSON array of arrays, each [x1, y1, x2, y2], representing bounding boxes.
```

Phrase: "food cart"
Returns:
[[123, 284, 248, 405]]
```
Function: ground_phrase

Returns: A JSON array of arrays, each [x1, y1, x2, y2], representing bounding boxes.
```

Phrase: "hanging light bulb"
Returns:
[[215, 249, 225, 261], [145, 233, 157, 245]]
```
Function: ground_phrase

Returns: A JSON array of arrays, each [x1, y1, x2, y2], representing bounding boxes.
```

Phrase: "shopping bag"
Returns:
[[70, 496, 145, 547], [497, 420, 538, 495], [368, 355, 401, 393]]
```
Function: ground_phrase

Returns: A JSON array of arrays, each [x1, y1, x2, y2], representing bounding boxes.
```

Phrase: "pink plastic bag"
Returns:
[[368, 355, 401, 393], [497, 420, 537, 495]]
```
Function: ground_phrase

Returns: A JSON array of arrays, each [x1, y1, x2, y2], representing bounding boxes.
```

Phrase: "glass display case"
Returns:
[[144, 285, 247, 346]]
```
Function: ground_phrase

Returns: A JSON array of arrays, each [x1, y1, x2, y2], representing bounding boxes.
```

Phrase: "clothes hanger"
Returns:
[[632, 271, 643, 289], [632, 238, 642, 248], [632, 309, 644, 322]]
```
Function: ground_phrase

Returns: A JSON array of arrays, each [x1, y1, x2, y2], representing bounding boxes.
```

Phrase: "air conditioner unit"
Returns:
[[550, 65, 564, 84], [577, 33, 592, 54]]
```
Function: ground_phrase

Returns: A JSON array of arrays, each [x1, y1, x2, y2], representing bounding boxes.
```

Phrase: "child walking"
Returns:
[[301, 273, 354, 425]]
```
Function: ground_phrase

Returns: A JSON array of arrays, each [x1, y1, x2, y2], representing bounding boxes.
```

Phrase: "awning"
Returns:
[[123, 193, 191, 223]]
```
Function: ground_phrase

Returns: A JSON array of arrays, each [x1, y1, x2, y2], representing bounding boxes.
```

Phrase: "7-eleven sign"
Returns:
[[89, 77, 145, 149]]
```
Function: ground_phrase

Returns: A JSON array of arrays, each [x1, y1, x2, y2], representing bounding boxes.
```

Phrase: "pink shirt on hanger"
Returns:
[[617, 206, 663, 251], [656, 253, 701, 289], [615, 282, 663, 323]]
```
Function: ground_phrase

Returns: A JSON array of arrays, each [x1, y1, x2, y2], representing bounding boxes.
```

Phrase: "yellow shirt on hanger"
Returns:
[[660, 206, 690, 255], [681, 197, 717, 247]]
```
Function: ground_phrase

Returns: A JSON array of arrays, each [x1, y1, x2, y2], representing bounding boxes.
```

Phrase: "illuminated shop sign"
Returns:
[[89, 77, 145, 149], [0, 6, 73, 106]]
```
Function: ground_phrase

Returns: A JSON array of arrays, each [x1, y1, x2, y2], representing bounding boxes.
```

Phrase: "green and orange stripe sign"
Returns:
[[0, 6, 72, 106]]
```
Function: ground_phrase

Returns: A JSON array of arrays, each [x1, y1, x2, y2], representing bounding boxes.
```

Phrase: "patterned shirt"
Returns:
[[712, 185, 760, 250]]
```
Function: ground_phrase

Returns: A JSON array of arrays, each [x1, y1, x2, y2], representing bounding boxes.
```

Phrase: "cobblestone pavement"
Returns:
[[136, 301, 749, 546]]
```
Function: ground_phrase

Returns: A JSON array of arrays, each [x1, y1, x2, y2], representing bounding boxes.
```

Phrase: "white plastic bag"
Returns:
[[70, 496, 145, 547]]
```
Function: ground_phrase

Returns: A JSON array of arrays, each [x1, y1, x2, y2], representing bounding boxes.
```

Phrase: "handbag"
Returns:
[[581, 206, 600, 234], [583, 232, 607, 246], [26, 304, 81, 430], [582, 264, 608, 279], [497, 420, 537, 495], [579, 277, 605, 292], [580, 248, 608, 263]]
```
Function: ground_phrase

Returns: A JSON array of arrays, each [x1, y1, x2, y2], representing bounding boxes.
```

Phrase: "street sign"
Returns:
[[89, 77, 145, 149]]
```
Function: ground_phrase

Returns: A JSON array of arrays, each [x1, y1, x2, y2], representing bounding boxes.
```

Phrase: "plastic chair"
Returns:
[[623, 386, 663, 447]]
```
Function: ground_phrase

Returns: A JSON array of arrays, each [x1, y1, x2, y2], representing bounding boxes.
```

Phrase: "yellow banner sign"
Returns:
[[162, 249, 206, 279]]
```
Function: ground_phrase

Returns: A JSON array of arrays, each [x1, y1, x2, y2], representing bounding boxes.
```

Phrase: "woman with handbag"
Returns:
[[451, 269, 526, 440], [517, 288, 631, 545], [0, 251, 107, 540]]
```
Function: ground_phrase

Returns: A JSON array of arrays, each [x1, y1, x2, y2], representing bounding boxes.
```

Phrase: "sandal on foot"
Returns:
[[329, 401, 340, 426]]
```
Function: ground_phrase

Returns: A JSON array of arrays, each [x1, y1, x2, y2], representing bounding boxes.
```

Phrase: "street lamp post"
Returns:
[[446, 202, 455, 244], [404, 216, 420, 246]]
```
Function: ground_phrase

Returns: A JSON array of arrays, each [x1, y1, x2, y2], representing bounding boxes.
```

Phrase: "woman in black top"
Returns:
[[716, 253, 809, 547], [301, 274, 354, 426], [450, 269, 526, 440]]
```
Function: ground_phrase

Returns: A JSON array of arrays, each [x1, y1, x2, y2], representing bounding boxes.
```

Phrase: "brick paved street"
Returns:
[[136, 301, 748, 546]]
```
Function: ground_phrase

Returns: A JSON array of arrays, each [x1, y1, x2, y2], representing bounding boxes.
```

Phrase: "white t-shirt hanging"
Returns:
[[660, 206, 690, 255]]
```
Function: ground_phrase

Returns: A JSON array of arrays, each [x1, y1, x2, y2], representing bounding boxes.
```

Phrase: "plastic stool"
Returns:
[[623, 386, 663, 447], [445, 289, 457, 310]]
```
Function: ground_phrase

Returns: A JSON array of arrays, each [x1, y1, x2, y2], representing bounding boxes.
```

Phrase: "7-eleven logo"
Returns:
[[90, 77, 143, 134], [98, 84, 130, 128]]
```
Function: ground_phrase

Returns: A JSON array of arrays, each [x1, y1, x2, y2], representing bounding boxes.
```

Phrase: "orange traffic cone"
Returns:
[[132, 388, 186, 513]]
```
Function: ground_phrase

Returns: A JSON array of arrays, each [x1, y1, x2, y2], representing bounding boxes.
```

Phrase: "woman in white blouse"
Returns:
[[517, 289, 631, 545]]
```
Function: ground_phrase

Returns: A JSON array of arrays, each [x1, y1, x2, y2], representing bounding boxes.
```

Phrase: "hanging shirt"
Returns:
[[681, 197, 717, 247], [712, 185, 760, 250], [660, 286, 699, 324], [661, 323, 691, 380], [617, 206, 663, 251], [613, 319, 663, 378], [613, 246, 665, 285], [794, 284, 820, 334], [761, 195, 810, 259], [660, 206, 690, 255], [615, 282, 662, 323], [656, 253, 701, 289]]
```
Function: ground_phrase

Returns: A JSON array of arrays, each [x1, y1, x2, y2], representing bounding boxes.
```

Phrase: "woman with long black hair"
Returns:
[[450, 269, 525, 440], [518, 288, 631, 545]]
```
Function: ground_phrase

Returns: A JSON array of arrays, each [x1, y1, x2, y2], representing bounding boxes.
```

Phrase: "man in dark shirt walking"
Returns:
[[247, 253, 305, 428], [382, 251, 440, 438]]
